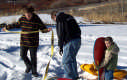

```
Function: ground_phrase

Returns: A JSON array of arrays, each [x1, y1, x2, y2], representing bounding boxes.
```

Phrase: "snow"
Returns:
[[0, 14, 127, 80], [0, 14, 86, 24]]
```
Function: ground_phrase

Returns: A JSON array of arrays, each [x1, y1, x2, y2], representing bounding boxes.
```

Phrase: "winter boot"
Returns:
[[25, 66, 31, 73], [32, 72, 39, 77]]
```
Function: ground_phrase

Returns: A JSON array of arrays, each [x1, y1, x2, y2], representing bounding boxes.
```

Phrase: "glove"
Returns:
[[96, 65, 100, 70], [1, 27, 6, 32], [59, 48, 63, 56], [48, 27, 52, 32]]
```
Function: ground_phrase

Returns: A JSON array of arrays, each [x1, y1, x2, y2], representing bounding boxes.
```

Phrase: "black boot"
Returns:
[[32, 72, 39, 77], [25, 68, 31, 73], [25, 66, 31, 73]]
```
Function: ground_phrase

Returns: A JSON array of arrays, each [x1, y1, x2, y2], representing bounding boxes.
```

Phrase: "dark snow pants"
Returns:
[[20, 46, 38, 74]]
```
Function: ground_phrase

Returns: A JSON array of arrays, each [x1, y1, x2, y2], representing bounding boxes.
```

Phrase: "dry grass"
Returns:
[[82, 0, 127, 23], [84, 12, 127, 23], [0, 0, 126, 23]]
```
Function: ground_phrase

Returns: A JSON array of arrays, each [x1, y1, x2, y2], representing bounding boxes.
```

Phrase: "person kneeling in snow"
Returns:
[[97, 37, 119, 80]]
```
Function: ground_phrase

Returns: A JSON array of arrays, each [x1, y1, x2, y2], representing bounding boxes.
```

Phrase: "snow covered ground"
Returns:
[[0, 14, 127, 80], [0, 14, 85, 25]]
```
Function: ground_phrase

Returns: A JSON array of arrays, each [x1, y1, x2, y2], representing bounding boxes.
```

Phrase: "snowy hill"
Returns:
[[0, 14, 127, 80]]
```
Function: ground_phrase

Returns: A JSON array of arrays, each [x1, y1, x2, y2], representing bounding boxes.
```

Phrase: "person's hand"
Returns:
[[1, 27, 6, 32], [48, 27, 52, 32], [96, 65, 100, 70], [59, 48, 63, 56]]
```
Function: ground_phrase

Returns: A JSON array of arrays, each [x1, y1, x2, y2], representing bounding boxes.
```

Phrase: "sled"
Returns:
[[93, 37, 106, 80], [80, 64, 127, 80]]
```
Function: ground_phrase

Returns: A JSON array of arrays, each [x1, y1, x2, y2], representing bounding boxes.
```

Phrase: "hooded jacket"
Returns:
[[56, 12, 81, 49], [100, 42, 119, 70]]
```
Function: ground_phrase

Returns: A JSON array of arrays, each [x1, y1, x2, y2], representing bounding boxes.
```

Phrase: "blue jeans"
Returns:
[[62, 38, 81, 80], [105, 69, 114, 80]]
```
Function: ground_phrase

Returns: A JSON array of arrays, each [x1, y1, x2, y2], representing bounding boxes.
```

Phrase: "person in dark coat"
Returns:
[[51, 11, 81, 80], [3, 5, 52, 77]]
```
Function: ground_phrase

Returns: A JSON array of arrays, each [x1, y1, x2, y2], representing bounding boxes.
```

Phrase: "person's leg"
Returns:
[[105, 70, 114, 80], [71, 39, 81, 79], [20, 46, 31, 73], [62, 42, 73, 79], [29, 47, 38, 76], [62, 38, 81, 79], [108, 70, 114, 80]]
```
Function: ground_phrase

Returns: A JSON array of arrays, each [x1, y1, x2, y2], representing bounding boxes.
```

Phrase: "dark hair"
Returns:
[[22, 5, 35, 13], [105, 37, 113, 43], [51, 10, 58, 18]]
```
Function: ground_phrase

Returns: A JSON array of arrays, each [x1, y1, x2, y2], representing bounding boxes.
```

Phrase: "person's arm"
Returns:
[[99, 50, 112, 68], [39, 21, 48, 33], [111, 43, 119, 54], [56, 20, 65, 52], [6, 18, 21, 30], [2, 19, 21, 32], [35, 14, 51, 33], [41, 28, 52, 33], [6, 22, 21, 30], [0, 23, 7, 28], [39, 23, 52, 33], [99, 43, 119, 68], [0, 23, 7, 31]]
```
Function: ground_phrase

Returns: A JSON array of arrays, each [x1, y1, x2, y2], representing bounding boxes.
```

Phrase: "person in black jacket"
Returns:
[[51, 11, 81, 80]]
